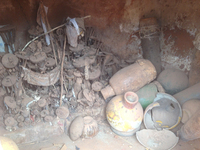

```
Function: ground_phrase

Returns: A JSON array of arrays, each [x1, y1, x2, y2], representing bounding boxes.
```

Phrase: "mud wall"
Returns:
[[0, 0, 200, 72]]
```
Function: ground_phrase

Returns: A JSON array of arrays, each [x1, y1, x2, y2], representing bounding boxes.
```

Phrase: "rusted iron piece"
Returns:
[[30, 51, 47, 63], [22, 65, 60, 86], [88, 66, 101, 80], [43, 46, 52, 54], [44, 115, 54, 122], [72, 56, 96, 68], [4, 116, 17, 126], [92, 81, 103, 92], [45, 57, 56, 67], [2, 53, 18, 69], [4, 96, 16, 109], [40, 110, 49, 118], [37, 98, 47, 107], [0, 87, 6, 97], [17, 115, 24, 123], [69, 43, 84, 52], [0, 63, 6, 75], [15, 51, 30, 60]]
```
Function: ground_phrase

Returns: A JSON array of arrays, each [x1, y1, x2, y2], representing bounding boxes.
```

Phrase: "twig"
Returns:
[[60, 35, 66, 106], [21, 23, 66, 51]]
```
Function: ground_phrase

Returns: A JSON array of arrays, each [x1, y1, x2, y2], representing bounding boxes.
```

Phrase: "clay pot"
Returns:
[[173, 82, 200, 106], [144, 93, 182, 130], [178, 109, 200, 141], [136, 83, 158, 109], [106, 91, 143, 136], [136, 129, 179, 150], [181, 99, 200, 123], [82, 116, 99, 138], [101, 59, 157, 100], [157, 68, 189, 95], [140, 18, 161, 74]]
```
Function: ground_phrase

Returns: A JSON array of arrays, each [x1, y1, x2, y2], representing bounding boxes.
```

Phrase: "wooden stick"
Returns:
[[60, 36, 66, 106]]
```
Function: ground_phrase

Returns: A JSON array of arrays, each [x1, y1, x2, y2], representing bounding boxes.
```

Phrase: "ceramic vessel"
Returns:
[[106, 91, 143, 136], [157, 68, 189, 95], [178, 109, 200, 141], [101, 59, 156, 100]]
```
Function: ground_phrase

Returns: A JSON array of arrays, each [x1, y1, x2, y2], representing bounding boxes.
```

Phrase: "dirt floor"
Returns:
[[5, 122, 197, 150]]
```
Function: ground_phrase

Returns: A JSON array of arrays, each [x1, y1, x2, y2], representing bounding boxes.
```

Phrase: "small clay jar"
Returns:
[[106, 91, 143, 136]]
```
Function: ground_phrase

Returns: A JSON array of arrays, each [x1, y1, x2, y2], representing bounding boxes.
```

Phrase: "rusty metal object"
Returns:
[[17, 115, 24, 123], [45, 57, 56, 67], [2, 53, 18, 68], [2, 75, 17, 87], [69, 43, 84, 52], [15, 52, 30, 60], [73, 56, 96, 68], [56, 106, 69, 119], [37, 98, 47, 107], [22, 65, 60, 86], [0, 87, 6, 97], [21, 109, 30, 118], [0, 63, 6, 74], [30, 52, 46, 63], [4, 117, 17, 126], [4, 96, 16, 109], [43, 46, 52, 53], [88, 66, 101, 80], [44, 115, 54, 122], [40, 110, 49, 117], [101, 59, 157, 100], [92, 81, 103, 92]]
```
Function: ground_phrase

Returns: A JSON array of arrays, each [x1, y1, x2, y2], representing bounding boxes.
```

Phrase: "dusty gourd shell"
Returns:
[[0, 63, 6, 74], [82, 116, 99, 138], [56, 106, 69, 119], [45, 57, 56, 67], [37, 98, 47, 107], [2, 75, 17, 87], [2, 53, 19, 68], [17, 115, 24, 123], [92, 81, 103, 92], [88, 66, 101, 80], [21, 109, 30, 118], [44, 115, 54, 122], [0, 107, 4, 117], [4, 96, 16, 109], [181, 99, 200, 123], [69, 116, 84, 141], [4, 117, 18, 126], [43, 46, 52, 53], [40, 110, 49, 117], [0, 87, 6, 97], [30, 52, 46, 63]]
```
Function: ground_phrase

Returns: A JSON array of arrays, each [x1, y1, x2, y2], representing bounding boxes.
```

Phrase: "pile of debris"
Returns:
[[0, 13, 139, 140]]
